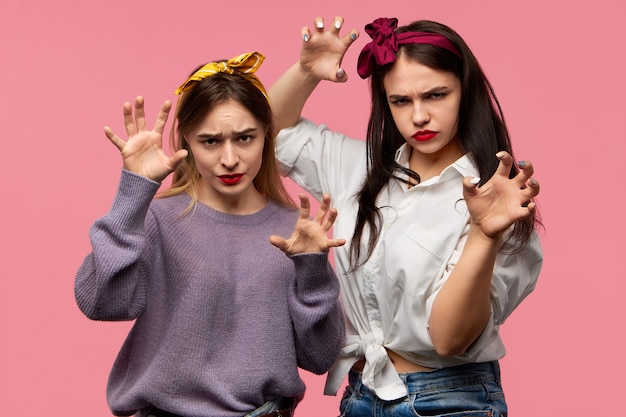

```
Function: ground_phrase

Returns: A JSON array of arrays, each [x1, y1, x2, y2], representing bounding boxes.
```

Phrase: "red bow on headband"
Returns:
[[356, 17, 461, 79]]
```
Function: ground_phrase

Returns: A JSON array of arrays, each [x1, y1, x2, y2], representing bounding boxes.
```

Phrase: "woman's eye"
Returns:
[[203, 138, 217, 146], [239, 135, 252, 142], [390, 98, 409, 105]]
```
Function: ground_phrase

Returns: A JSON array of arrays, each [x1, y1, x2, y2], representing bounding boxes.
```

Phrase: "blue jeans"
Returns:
[[339, 361, 507, 417]]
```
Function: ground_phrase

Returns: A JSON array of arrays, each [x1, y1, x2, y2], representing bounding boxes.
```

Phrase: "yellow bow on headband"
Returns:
[[174, 51, 268, 99]]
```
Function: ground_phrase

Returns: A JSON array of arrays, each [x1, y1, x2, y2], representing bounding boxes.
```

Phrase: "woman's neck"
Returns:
[[408, 141, 464, 182], [195, 186, 267, 215]]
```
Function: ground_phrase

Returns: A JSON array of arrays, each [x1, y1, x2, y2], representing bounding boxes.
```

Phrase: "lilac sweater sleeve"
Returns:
[[75, 170, 160, 320], [288, 253, 345, 375]]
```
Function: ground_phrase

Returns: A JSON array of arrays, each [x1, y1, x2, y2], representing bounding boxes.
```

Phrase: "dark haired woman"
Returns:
[[269, 17, 543, 417]]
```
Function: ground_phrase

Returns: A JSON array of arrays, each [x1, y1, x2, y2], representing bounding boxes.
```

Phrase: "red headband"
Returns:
[[357, 17, 462, 79]]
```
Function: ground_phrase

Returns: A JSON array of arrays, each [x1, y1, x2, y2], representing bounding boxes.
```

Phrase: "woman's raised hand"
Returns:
[[270, 194, 346, 255], [299, 16, 359, 82], [463, 151, 540, 241], [104, 96, 188, 182]]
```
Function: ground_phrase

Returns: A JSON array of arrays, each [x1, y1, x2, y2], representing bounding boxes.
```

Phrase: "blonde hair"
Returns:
[[158, 70, 294, 214]]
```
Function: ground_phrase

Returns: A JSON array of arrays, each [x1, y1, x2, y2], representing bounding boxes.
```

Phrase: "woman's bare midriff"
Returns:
[[352, 349, 435, 373]]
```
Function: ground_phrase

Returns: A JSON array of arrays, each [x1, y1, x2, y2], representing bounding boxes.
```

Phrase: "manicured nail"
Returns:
[[530, 178, 538, 186], [350, 33, 357, 40], [303, 34, 309, 42], [336, 68, 345, 78], [334, 20, 341, 29], [496, 151, 505, 159], [469, 177, 480, 185], [316, 20, 324, 29], [517, 160, 527, 168]]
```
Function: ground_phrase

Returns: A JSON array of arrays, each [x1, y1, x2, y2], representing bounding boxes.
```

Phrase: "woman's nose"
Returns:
[[412, 103, 430, 126], [220, 143, 239, 169]]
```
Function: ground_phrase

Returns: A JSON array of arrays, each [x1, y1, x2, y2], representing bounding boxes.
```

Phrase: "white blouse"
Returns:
[[276, 118, 543, 401]]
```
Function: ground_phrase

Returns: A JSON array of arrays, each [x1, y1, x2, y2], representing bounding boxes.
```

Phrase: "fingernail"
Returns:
[[350, 33, 357, 40], [530, 178, 538, 186], [316, 20, 324, 29], [337, 68, 345, 78], [334, 20, 341, 29], [496, 151, 505, 159], [303, 34, 309, 42], [469, 177, 480, 185], [517, 160, 527, 168]]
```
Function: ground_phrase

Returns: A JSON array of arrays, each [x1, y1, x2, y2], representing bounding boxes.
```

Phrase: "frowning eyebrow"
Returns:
[[388, 86, 452, 100], [195, 127, 259, 139]]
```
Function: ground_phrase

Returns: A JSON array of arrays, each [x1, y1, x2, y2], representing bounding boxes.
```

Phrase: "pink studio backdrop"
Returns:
[[1, 0, 624, 415]]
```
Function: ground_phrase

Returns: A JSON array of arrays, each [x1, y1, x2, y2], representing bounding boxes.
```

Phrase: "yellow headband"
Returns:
[[174, 51, 268, 99]]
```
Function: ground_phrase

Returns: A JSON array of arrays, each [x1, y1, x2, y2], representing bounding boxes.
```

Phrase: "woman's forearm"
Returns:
[[428, 226, 501, 356], [268, 62, 321, 131]]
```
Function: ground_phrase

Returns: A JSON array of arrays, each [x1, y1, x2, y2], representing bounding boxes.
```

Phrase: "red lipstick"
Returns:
[[412, 130, 437, 142], [218, 174, 243, 185]]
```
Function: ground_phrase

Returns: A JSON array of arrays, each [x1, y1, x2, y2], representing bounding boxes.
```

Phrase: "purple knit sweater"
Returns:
[[75, 170, 344, 417]]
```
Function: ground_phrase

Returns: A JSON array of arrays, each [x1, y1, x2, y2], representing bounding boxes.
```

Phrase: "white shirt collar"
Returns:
[[394, 144, 479, 185]]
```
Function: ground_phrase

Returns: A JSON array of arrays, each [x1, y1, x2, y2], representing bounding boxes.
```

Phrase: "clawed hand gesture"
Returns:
[[104, 96, 188, 182], [463, 151, 540, 240], [299, 16, 359, 82], [270, 194, 346, 255]]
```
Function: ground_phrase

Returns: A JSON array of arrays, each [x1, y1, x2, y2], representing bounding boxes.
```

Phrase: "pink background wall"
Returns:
[[1, 0, 624, 415]]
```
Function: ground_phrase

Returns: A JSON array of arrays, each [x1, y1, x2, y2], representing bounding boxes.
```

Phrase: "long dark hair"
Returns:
[[350, 20, 540, 269], [158, 67, 294, 211]]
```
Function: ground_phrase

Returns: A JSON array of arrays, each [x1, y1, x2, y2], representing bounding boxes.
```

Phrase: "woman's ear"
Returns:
[[264, 128, 271, 143], [181, 135, 191, 150]]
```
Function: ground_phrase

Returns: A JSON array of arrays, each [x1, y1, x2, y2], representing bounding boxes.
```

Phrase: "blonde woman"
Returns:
[[75, 52, 345, 417]]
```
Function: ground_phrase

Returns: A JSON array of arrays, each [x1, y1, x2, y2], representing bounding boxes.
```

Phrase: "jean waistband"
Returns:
[[349, 361, 501, 395], [244, 396, 296, 417], [146, 396, 296, 417], [148, 409, 293, 417]]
